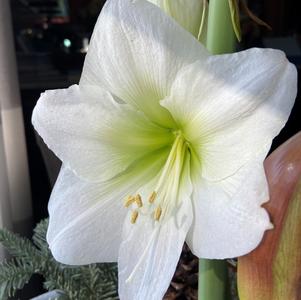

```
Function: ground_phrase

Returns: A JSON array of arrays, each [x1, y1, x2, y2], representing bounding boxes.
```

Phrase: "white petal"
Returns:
[[186, 159, 272, 259], [162, 48, 297, 180], [47, 166, 124, 264], [47, 150, 168, 265], [147, 0, 203, 38], [32, 85, 172, 182], [80, 0, 208, 127], [118, 154, 193, 300]]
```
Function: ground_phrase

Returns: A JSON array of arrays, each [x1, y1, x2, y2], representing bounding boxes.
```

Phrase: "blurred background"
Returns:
[[0, 0, 300, 298]]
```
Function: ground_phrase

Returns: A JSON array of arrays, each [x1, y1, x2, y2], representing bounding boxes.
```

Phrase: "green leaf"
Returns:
[[0, 228, 40, 262], [0, 259, 36, 300], [32, 219, 51, 254], [198, 0, 209, 45], [0, 219, 119, 299], [228, 0, 242, 42]]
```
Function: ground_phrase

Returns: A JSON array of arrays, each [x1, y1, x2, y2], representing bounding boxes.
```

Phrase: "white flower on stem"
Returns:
[[32, 0, 297, 299]]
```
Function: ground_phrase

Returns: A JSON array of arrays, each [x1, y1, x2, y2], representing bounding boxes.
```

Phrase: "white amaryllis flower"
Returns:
[[147, 0, 207, 41], [32, 0, 297, 299]]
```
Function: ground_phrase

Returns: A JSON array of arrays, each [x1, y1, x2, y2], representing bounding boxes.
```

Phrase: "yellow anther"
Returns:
[[148, 191, 157, 204], [154, 206, 162, 221], [135, 194, 143, 208], [131, 210, 139, 224], [124, 195, 135, 208]]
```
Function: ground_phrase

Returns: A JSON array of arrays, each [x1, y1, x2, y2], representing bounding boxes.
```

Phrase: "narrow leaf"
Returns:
[[228, 0, 242, 42], [198, 0, 209, 45]]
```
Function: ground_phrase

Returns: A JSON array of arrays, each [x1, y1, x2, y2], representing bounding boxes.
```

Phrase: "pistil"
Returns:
[[150, 134, 187, 221], [125, 132, 189, 224]]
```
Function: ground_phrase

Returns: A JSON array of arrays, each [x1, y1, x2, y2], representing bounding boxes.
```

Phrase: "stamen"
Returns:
[[148, 191, 157, 203], [124, 195, 135, 207], [131, 210, 139, 224], [125, 132, 189, 225], [135, 194, 143, 208], [154, 206, 162, 221]]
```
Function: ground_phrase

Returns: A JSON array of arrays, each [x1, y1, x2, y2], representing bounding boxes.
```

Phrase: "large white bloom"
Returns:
[[147, 0, 207, 40], [32, 0, 297, 299]]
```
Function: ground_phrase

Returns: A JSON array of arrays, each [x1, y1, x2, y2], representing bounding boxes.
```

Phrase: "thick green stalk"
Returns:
[[199, 1, 236, 299], [206, 0, 236, 54], [198, 260, 229, 300]]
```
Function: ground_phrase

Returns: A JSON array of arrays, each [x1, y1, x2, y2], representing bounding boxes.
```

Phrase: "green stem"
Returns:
[[199, 1, 236, 299], [206, 0, 236, 54], [198, 260, 229, 300]]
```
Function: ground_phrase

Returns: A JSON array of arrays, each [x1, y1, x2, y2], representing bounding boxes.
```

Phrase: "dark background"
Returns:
[[9, 0, 301, 298]]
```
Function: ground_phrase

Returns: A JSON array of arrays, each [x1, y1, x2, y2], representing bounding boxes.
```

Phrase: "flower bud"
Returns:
[[148, 0, 208, 43]]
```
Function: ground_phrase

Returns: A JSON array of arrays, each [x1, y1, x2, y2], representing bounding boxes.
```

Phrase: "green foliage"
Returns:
[[0, 259, 36, 299], [0, 219, 118, 300], [0, 228, 40, 262]]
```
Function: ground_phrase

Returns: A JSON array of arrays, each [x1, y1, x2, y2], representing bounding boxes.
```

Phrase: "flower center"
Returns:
[[124, 131, 190, 224]]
